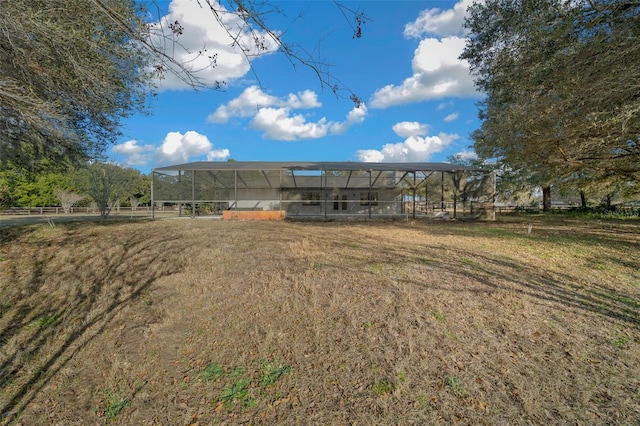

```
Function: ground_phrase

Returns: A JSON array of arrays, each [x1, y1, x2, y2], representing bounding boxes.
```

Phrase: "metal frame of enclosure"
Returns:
[[151, 161, 496, 220]]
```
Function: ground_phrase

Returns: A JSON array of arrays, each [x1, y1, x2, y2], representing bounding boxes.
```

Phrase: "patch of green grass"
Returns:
[[418, 257, 433, 266], [611, 337, 627, 347], [415, 392, 432, 411], [546, 208, 640, 220], [488, 405, 503, 415], [370, 263, 383, 274], [616, 295, 640, 309], [611, 333, 629, 348], [203, 361, 290, 410], [462, 257, 475, 265], [200, 362, 225, 383], [29, 314, 59, 328], [219, 379, 255, 409], [362, 321, 376, 330], [104, 389, 131, 422], [373, 379, 394, 396], [444, 376, 466, 398], [259, 362, 291, 388], [433, 310, 447, 323], [230, 366, 245, 378], [591, 262, 609, 271]]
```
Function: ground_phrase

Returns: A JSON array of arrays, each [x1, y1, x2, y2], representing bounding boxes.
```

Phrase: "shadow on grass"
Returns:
[[0, 225, 36, 246], [419, 246, 640, 326], [0, 221, 186, 423], [304, 220, 640, 327], [405, 220, 639, 325]]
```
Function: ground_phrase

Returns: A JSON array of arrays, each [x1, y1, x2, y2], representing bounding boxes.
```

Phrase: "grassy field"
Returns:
[[0, 216, 639, 425]]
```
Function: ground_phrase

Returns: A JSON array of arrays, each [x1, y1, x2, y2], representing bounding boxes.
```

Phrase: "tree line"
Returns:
[[0, 163, 151, 219]]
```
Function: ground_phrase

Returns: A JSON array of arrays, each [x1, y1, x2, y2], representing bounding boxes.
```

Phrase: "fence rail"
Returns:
[[0, 206, 159, 215]]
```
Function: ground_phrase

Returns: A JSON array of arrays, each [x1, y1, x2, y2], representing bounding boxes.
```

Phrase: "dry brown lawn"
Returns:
[[0, 216, 639, 425]]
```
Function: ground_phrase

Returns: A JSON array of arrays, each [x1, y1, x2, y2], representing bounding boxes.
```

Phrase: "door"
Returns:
[[333, 194, 349, 212]]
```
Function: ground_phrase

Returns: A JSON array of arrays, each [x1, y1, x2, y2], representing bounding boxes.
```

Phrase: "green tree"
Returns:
[[75, 163, 139, 219], [1, 0, 152, 169], [0, 164, 73, 207], [0, 181, 11, 209], [447, 154, 496, 216], [461, 0, 640, 209], [130, 173, 152, 208]]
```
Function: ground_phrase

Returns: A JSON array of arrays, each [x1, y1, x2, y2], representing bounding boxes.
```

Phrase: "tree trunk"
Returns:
[[580, 191, 587, 209], [542, 186, 552, 211], [453, 194, 457, 219]]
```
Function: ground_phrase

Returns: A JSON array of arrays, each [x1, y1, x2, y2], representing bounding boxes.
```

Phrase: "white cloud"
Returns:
[[148, 0, 279, 91], [404, 0, 474, 38], [369, 0, 481, 108], [356, 123, 459, 162], [450, 150, 478, 162], [155, 131, 230, 165], [251, 108, 329, 141], [285, 90, 322, 110], [112, 132, 229, 166], [250, 103, 368, 141], [356, 149, 385, 163], [444, 112, 459, 122], [370, 36, 476, 108], [392, 121, 429, 138], [208, 85, 321, 123], [329, 104, 368, 135], [112, 140, 155, 166], [207, 148, 231, 161], [210, 87, 367, 140]]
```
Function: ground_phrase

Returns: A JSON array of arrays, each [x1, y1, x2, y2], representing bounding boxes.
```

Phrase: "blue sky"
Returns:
[[111, 0, 482, 173]]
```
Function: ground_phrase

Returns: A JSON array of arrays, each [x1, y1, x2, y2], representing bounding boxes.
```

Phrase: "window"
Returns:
[[360, 192, 378, 206], [302, 192, 321, 205]]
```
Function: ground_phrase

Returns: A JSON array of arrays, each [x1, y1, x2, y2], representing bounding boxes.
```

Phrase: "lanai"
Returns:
[[151, 161, 495, 219]]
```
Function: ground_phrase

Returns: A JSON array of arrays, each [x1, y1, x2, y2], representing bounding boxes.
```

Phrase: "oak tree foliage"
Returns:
[[462, 0, 640, 203], [1, 0, 366, 172], [1, 0, 151, 168]]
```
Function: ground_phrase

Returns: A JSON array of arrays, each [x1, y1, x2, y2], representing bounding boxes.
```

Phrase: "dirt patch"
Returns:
[[1, 217, 639, 424]]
